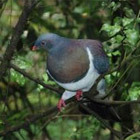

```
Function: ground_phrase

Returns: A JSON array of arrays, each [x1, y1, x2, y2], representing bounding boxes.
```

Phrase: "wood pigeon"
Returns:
[[32, 33, 109, 110]]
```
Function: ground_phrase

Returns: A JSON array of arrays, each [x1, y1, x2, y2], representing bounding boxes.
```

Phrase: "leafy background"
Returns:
[[0, 0, 140, 140]]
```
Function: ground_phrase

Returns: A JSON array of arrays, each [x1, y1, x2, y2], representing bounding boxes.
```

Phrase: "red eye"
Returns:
[[41, 41, 45, 46]]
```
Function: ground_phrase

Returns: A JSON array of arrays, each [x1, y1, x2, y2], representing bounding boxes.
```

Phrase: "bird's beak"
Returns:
[[32, 46, 37, 51]]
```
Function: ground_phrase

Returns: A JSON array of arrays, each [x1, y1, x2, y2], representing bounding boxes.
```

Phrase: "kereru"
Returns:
[[32, 33, 109, 111]]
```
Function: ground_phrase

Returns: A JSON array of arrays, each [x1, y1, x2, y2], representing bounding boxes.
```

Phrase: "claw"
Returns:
[[75, 90, 83, 100], [57, 99, 66, 111]]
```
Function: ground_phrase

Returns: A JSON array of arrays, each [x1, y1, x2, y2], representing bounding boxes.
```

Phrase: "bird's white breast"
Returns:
[[47, 47, 100, 92]]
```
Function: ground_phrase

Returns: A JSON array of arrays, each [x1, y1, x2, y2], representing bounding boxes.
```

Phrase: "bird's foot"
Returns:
[[57, 98, 66, 111], [75, 90, 83, 100]]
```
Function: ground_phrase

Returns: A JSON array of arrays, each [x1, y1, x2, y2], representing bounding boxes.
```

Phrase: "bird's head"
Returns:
[[32, 33, 60, 51]]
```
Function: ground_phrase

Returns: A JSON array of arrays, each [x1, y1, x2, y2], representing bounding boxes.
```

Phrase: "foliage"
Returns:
[[0, 0, 140, 140]]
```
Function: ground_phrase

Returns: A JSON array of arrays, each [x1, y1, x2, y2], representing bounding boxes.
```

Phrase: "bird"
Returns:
[[32, 33, 109, 111]]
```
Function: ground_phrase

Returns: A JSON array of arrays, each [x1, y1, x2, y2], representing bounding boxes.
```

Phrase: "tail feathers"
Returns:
[[79, 101, 121, 122]]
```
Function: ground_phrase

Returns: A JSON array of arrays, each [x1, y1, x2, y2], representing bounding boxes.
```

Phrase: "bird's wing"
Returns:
[[88, 41, 109, 74], [47, 45, 89, 83]]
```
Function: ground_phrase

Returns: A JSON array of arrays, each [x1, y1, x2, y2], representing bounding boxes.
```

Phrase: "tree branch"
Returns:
[[10, 62, 61, 94], [0, 106, 58, 137], [0, 97, 75, 137], [83, 97, 140, 106], [0, 97, 123, 138], [79, 103, 123, 139], [0, 57, 60, 94], [1, 57, 140, 108], [0, 0, 39, 79]]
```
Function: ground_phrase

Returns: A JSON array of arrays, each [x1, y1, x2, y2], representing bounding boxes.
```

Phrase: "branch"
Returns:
[[0, 97, 123, 138], [102, 39, 140, 99], [10, 62, 61, 94], [0, 0, 39, 79], [83, 97, 140, 106], [0, 97, 75, 137], [1, 57, 139, 108], [0, 33, 139, 139], [1, 55, 140, 108], [0, 106, 58, 137], [79, 103, 123, 139], [0, 57, 61, 94]]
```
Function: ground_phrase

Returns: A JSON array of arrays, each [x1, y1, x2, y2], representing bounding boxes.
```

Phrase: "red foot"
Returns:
[[57, 99, 66, 111], [75, 90, 83, 100]]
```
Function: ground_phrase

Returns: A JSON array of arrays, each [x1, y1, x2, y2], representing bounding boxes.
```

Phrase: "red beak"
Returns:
[[32, 46, 37, 51]]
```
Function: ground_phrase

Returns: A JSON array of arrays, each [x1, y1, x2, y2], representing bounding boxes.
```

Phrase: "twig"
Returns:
[[0, 57, 61, 94], [79, 103, 123, 139], [0, 97, 75, 137], [83, 98, 140, 106], [0, 106, 58, 137], [102, 39, 140, 99], [1, 57, 140, 108], [134, 9, 140, 28], [0, 96, 123, 138], [1, 90, 138, 139], [10, 62, 61, 94]]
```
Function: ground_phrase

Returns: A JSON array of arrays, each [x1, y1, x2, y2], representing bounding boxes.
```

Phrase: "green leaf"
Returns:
[[108, 2, 121, 12], [42, 73, 56, 85], [112, 50, 121, 56], [122, 18, 134, 26], [13, 56, 32, 69], [123, 7, 136, 18], [114, 17, 122, 25], [10, 69, 26, 86], [74, 7, 84, 14], [127, 82, 140, 100], [136, 18, 140, 23], [115, 35, 124, 43], [124, 29, 139, 46], [101, 23, 111, 32], [110, 24, 121, 36], [101, 23, 121, 37], [125, 132, 140, 140]]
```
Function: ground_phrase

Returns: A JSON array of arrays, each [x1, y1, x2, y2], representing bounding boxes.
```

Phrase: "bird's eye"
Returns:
[[41, 41, 45, 46]]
